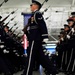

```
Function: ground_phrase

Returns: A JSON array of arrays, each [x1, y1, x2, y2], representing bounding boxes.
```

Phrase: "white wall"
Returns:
[[0, 7, 75, 35]]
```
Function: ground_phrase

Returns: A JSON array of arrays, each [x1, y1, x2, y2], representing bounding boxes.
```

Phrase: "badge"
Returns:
[[31, 17, 34, 23], [38, 17, 43, 20]]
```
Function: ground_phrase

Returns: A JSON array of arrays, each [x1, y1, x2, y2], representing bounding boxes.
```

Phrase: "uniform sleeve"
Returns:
[[34, 12, 48, 39]]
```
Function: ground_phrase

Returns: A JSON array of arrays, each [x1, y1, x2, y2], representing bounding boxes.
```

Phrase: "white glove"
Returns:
[[17, 54, 20, 57], [67, 35, 70, 39], [45, 52, 48, 55], [13, 50, 16, 52], [43, 50, 47, 52], [3, 49, 9, 54], [23, 54, 27, 57], [0, 45, 4, 48], [71, 28, 75, 33], [56, 52, 58, 56], [21, 41, 24, 44], [48, 53, 51, 56], [15, 53, 18, 55], [61, 38, 64, 41], [43, 39, 48, 43]]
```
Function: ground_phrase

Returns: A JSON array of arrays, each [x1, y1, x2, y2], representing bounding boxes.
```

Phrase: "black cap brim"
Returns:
[[67, 19, 74, 22], [4, 25, 9, 29], [64, 24, 70, 29]]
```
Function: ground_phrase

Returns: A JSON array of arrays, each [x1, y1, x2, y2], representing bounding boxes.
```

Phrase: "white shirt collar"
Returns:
[[33, 9, 38, 12]]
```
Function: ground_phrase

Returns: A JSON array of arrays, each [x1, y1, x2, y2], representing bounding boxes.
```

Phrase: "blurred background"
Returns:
[[0, 0, 75, 41]]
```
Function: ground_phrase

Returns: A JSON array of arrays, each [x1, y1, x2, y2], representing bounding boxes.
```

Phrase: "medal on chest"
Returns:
[[31, 17, 34, 23]]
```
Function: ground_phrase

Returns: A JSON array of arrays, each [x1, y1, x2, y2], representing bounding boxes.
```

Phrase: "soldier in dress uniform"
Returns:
[[0, 19, 13, 75], [55, 12, 75, 75], [0, 15, 25, 74], [57, 18, 75, 74], [65, 17, 75, 75], [56, 24, 71, 72], [22, 1, 57, 75], [62, 24, 71, 72], [56, 31, 65, 70]]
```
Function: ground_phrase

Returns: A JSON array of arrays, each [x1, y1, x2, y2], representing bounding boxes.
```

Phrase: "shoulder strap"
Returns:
[[34, 11, 40, 24]]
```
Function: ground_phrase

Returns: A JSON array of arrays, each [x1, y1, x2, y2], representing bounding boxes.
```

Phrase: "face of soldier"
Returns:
[[64, 27, 69, 32], [73, 17, 75, 22], [72, 17, 75, 21], [68, 21, 74, 27], [30, 4, 39, 12], [4, 27, 9, 33]]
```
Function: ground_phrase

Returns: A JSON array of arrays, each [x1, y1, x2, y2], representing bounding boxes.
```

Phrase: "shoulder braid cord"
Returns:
[[34, 11, 40, 24], [34, 11, 49, 38]]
